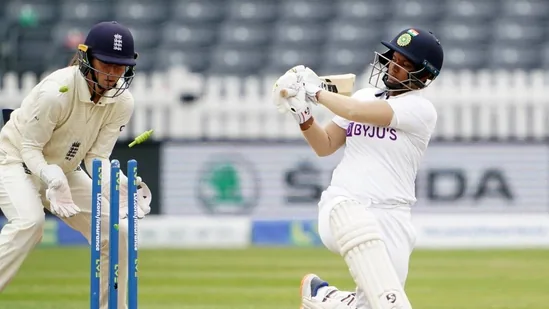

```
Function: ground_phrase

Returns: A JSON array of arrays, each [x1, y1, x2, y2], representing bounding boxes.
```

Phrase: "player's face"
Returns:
[[91, 58, 126, 90], [386, 52, 415, 84]]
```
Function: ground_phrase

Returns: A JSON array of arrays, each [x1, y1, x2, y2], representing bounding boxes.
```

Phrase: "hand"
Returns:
[[41, 164, 81, 217], [46, 183, 81, 217], [272, 72, 312, 124], [119, 177, 152, 220], [285, 65, 324, 104]]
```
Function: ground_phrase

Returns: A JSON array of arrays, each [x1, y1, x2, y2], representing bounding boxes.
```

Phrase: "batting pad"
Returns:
[[330, 201, 412, 309]]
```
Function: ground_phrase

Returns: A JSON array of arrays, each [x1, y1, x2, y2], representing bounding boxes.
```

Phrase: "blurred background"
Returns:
[[1, 0, 549, 309]]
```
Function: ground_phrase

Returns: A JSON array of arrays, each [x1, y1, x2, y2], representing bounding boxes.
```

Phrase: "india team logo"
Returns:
[[397, 33, 412, 47]]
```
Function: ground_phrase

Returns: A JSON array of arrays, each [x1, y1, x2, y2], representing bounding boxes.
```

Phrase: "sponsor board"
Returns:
[[162, 143, 549, 217], [251, 214, 549, 249]]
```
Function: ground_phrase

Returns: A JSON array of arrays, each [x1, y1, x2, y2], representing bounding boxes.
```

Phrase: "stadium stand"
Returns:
[[0, 0, 547, 141], [1, 0, 548, 75]]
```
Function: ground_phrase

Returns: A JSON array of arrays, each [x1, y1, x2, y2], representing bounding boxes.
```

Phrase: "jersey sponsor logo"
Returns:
[[65, 142, 81, 161], [346, 122, 397, 140], [119, 125, 126, 132]]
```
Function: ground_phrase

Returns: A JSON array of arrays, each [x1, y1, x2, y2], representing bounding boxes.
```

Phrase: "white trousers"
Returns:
[[0, 162, 128, 309], [317, 197, 417, 309]]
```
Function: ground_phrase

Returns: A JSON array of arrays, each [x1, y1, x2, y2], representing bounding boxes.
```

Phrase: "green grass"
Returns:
[[2, 247, 549, 308]]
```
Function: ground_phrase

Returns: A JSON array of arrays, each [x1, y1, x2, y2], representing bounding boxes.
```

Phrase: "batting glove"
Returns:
[[272, 72, 313, 124], [286, 65, 323, 104]]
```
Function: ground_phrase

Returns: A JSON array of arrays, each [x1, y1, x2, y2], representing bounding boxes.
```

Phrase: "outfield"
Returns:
[[2, 247, 548, 309]]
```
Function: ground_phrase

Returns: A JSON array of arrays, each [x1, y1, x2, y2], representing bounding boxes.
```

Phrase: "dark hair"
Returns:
[[68, 51, 80, 67]]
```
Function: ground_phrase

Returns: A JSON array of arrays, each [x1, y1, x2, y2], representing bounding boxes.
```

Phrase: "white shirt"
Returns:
[[320, 87, 437, 207], [0, 65, 134, 177]]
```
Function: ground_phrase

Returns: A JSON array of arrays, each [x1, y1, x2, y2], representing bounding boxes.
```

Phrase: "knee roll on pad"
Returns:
[[329, 200, 412, 309]]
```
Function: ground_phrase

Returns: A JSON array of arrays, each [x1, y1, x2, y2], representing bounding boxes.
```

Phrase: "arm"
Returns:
[[316, 90, 394, 127], [20, 83, 63, 178], [300, 118, 346, 157], [316, 89, 437, 136]]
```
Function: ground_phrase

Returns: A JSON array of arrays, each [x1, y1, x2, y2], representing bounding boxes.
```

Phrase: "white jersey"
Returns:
[[0, 65, 134, 176], [321, 87, 437, 207]]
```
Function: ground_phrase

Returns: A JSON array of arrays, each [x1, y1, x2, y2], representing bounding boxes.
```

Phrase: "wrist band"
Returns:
[[300, 116, 314, 131]]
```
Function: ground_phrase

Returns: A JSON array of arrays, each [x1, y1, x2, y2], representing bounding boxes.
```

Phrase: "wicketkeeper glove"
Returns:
[[41, 164, 81, 217], [118, 176, 152, 220]]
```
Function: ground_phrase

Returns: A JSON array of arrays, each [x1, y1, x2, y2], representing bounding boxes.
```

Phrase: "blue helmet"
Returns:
[[77, 21, 138, 98], [369, 28, 444, 92]]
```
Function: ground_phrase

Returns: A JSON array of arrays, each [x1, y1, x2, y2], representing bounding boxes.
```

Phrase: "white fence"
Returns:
[[0, 67, 547, 140]]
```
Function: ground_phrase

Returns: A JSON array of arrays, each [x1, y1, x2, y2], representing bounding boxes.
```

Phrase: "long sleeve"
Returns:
[[20, 82, 64, 178]]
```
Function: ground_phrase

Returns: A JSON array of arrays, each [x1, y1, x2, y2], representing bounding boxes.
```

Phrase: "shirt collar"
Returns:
[[375, 88, 424, 100], [76, 70, 118, 105]]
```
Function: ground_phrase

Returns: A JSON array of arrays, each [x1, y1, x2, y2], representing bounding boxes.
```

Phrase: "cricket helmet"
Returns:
[[369, 27, 444, 92], [77, 21, 138, 98]]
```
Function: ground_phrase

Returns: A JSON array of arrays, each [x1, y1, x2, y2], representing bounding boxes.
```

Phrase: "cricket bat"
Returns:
[[319, 73, 356, 97], [279, 73, 356, 98]]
